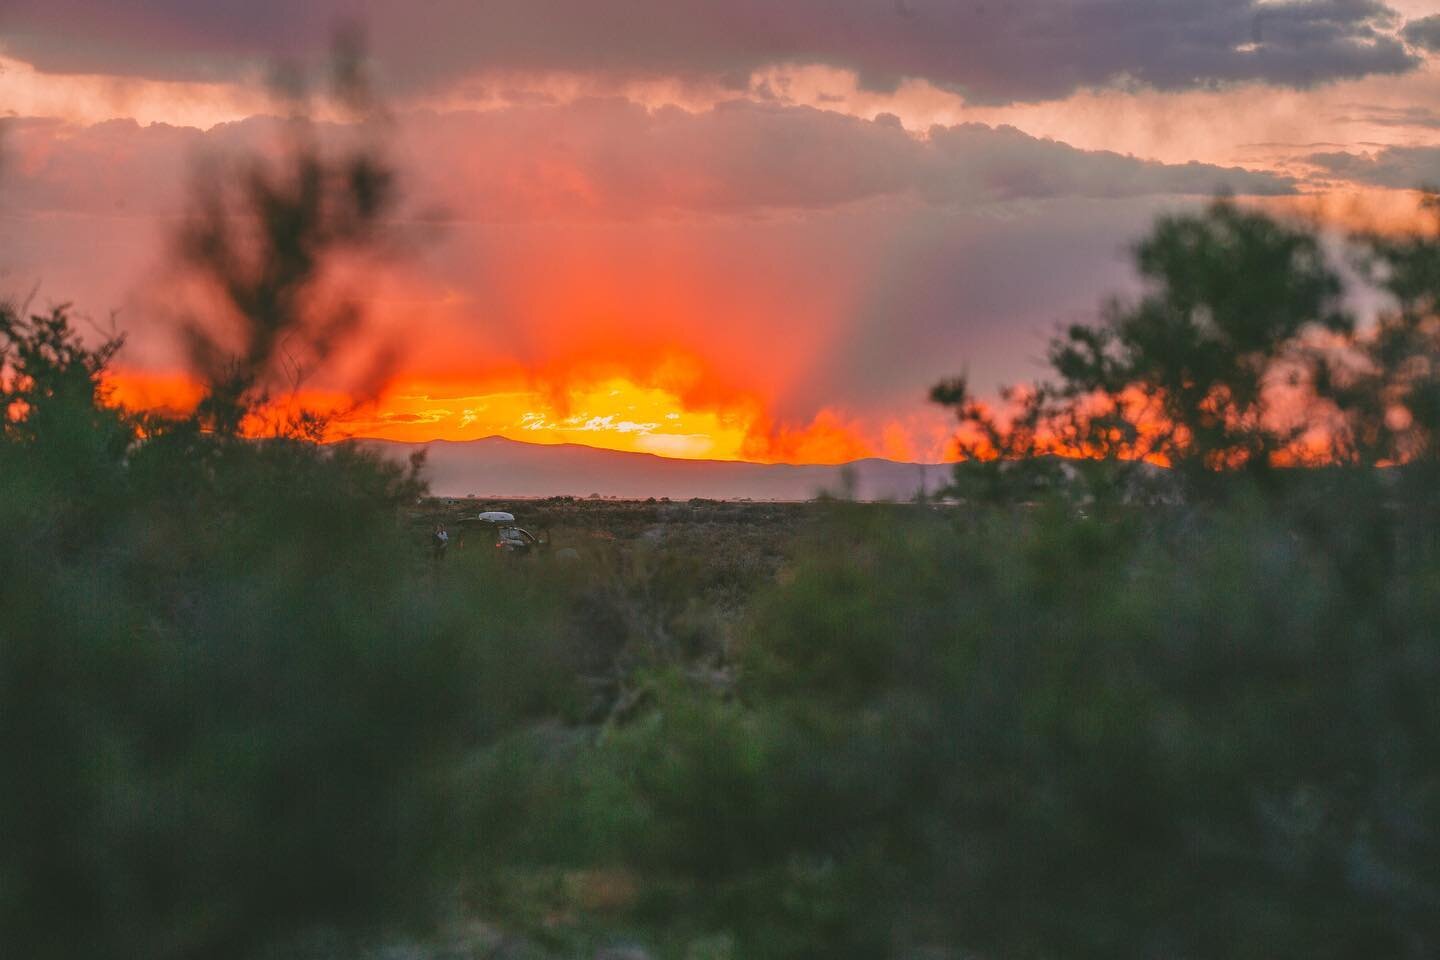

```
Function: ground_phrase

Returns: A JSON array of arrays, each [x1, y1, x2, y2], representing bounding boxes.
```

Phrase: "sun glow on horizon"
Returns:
[[354, 375, 755, 460], [101, 368, 960, 465]]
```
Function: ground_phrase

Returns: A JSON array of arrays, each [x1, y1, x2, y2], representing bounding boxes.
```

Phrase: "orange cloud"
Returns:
[[1249, 186, 1440, 236], [102, 369, 205, 414], [0, 54, 270, 129]]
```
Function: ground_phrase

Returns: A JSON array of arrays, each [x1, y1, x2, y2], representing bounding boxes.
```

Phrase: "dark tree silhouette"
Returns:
[[1312, 195, 1440, 473], [176, 33, 398, 437], [936, 198, 1357, 500]]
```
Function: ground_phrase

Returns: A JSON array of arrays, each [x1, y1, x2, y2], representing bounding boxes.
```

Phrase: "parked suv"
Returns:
[[495, 524, 542, 555]]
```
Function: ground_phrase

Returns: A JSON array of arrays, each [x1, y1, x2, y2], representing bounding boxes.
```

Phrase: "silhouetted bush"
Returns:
[[0, 299, 579, 959]]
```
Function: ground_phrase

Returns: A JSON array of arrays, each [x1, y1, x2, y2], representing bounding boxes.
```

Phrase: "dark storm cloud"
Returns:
[[917, 122, 1294, 201], [0, 0, 1421, 104], [0, 102, 1294, 223], [1309, 144, 1440, 188], [1401, 14, 1440, 52]]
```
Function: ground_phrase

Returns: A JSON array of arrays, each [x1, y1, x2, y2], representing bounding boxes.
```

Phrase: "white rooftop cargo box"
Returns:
[[475, 511, 516, 524]]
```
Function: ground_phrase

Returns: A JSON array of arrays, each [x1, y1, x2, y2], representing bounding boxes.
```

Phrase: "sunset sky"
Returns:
[[3, 1, 1440, 463]]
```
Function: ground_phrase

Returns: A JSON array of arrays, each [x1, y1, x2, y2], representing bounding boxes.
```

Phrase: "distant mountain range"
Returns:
[[356, 436, 955, 501]]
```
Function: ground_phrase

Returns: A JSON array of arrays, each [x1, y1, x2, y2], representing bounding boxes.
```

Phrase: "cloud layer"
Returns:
[[1, 0, 1424, 103], [0, 102, 1294, 224], [1310, 144, 1440, 187], [1402, 14, 1440, 52]]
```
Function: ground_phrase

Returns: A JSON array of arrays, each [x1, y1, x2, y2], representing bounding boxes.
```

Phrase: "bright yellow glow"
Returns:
[[353, 376, 756, 459], [103, 368, 960, 464]]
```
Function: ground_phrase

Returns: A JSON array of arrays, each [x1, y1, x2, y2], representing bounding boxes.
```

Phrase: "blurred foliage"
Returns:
[[459, 492, 1438, 959], [0, 43, 574, 960], [736, 496, 1439, 958], [0, 300, 561, 958], [1315, 202, 1440, 480], [175, 28, 399, 438]]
